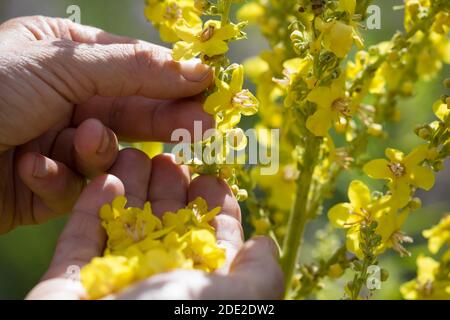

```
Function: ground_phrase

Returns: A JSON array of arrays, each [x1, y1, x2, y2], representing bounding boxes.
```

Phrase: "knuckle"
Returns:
[[131, 43, 171, 74]]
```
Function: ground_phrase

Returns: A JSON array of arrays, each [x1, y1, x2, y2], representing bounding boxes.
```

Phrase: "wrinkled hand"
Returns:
[[26, 150, 284, 299], [0, 16, 213, 234]]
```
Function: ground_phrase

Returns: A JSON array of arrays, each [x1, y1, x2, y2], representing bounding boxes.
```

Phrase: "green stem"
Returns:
[[221, 0, 232, 25], [280, 134, 321, 297]]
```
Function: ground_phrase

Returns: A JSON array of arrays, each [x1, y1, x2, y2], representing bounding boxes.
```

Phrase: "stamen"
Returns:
[[388, 162, 406, 178]]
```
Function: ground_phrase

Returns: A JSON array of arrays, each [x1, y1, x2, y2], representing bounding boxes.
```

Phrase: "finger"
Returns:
[[73, 118, 119, 177], [50, 128, 77, 170], [188, 176, 243, 269], [1, 16, 139, 45], [229, 237, 284, 299], [73, 96, 214, 143], [148, 154, 190, 217], [43, 174, 124, 281], [63, 19, 140, 44], [17, 152, 84, 222], [109, 148, 152, 208], [30, 39, 212, 103]]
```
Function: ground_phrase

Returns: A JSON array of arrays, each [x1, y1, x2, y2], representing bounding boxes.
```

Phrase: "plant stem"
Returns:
[[221, 0, 232, 25], [280, 134, 321, 296]]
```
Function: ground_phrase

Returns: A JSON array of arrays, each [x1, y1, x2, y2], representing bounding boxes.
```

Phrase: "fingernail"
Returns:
[[97, 128, 110, 154], [33, 155, 49, 179], [180, 59, 211, 82]]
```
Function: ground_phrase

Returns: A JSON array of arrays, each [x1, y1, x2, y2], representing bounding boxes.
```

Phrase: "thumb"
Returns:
[[230, 237, 285, 299], [30, 39, 213, 102], [27, 174, 124, 300]]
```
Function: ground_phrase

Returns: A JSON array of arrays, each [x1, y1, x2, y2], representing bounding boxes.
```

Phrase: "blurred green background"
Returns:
[[0, 0, 448, 299]]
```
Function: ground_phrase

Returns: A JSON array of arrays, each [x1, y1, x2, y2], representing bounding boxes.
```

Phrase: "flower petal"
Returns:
[[306, 109, 333, 136], [409, 165, 435, 190], [230, 65, 244, 93], [404, 144, 429, 167], [348, 180, 371, 209], [204, 91, 232, 115], [328, 203, 353, 228], [390, 181, 411, 208], [385, 148, 404, 162], [306, 86, 332, 108], [214, 23, 240, 41], [200, 40, 229, 57], [363, 159, 391, 180], [173, 41, 195, 61]]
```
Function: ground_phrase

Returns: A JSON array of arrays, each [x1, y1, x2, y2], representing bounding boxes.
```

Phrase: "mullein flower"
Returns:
[[204, 64, 258, 130], [423, 215, 450, 254], [328, 180, 401, 258], [401, 255, 450, 300], [81, 196, 225, 299], [314, 0, 363, 59], [363, 145, 435, 208], [172, 20, 241, 61], [145, 0, 201, 43], [306, 75, 351, 137], [251, 164, 298, 212]]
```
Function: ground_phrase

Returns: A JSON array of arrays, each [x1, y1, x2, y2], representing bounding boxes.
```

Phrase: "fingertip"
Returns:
[[74, 118, 105, 155], [109, 148, 152, 208], [148, 153, 190, 216], [178, 58, 213, 85], [248, 236, 280, 259], [74, 174, 125, 213], [74, 119, 119, 177]]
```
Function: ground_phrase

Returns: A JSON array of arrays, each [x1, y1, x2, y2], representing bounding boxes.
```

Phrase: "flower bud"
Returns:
[[427, 147, 439, 160], [367, 123, 384, 137], [380, 268, 389, 282], [409, 197, 422, 210], [231, 184, 240, 195], [443, 78, 450, 88], [414, 124, 433, 141], [328, 264, 344, 278], [433, 160, 444, 172], [219, 166, 234, 180], [236, 188, 248, 201]]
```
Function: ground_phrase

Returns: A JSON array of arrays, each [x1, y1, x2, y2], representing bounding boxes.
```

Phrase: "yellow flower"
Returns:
[[328, 180, 394, 258], [100, 197, 163, 252], [185, 229, 226, 271], [173, 20, 241, 61], [204, 65, 258, 130], [81, 196, 225, 299], [81, 255, 138, 300], [329, 179, 414, 257], [252, 164, 298, 212], [314, 1, 362, 59], [401, 255, 450, 300], [363, 145, 435, 208], [404, 0, 431, 32], [315, 19, 354, 58], [433, 99, 450, 121], [306, 75, 350, 137], [144, 0, 201, 43], [423, 215, 450, 254]]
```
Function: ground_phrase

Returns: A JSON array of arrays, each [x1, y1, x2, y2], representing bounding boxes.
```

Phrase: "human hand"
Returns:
[[0, 16, 213, 234], [26, 150, 284, 300]]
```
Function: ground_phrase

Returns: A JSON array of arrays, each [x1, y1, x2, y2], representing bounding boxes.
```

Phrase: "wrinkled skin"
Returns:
[[0, 16, 213, 234], [27, 151, 284, 300], [0, 16, 284, 299]]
